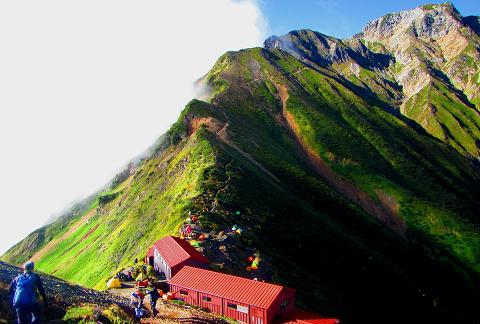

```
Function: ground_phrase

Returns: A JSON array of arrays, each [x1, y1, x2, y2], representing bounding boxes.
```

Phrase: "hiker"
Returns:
[[130, 289, 146, 319], [130, 289, 145, 308], [119, 272, 127, 282], [180, 222, 187, 238], [185, 224, 192, 238], [9, 261, 47, 324], [146, 286, 160, 317]]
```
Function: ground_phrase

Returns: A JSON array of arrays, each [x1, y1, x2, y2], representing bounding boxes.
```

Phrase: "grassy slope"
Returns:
[[403, 79, 480, 156], [207, 47, 480, 271], [285, 66, 480, 271]]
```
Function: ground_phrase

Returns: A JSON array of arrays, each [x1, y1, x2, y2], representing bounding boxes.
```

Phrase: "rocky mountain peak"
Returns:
[[361, 3, 463, 40], [263, 29, 392, 70]]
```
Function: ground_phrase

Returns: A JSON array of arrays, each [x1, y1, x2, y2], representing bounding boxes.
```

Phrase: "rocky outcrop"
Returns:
[[361, 3, 463, 40]]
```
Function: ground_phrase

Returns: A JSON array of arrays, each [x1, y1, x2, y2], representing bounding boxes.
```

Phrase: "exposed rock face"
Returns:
[[264, 3, 480, 158], [361, 4, 463, 39], [264, 29, 392, 70], [360, 3, 471, 96]]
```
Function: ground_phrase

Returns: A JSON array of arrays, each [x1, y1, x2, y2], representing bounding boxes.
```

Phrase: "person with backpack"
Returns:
[[146, 286, 160, 317], [129, 289, 146, 319], [129, 289, 145, 308], [9, 261, 47, 324]]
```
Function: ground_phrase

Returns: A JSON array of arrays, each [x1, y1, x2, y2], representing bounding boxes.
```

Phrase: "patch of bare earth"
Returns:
[[274, 82, 406, 237], [81, 223, 100, 241], [188, 117, 225, 135], [108, 285, 224, 324]]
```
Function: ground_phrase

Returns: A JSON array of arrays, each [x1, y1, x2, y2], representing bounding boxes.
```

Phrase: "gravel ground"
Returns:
[[0, 261, 130, 308]]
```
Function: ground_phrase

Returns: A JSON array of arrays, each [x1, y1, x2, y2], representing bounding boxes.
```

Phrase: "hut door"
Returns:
[[250, 307, 263, 324]]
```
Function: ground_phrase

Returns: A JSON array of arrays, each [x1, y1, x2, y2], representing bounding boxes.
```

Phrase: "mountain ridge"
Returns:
[[265, 2, 480, 158]]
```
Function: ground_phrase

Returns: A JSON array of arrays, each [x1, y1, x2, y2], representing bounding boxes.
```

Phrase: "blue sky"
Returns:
[[261, 0, 479, 39]]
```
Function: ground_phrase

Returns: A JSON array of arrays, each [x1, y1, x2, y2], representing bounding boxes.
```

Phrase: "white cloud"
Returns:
[[0, 0, 267, 255]]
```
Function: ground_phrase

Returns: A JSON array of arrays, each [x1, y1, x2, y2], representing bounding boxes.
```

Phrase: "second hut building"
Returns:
[[169, 266, 296, 324], [145, 235, 209, 280]]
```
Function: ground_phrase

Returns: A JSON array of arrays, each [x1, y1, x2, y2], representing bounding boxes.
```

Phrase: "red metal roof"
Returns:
[[169, 266, 286, 309], [276, 309, 340, 324], [153, 236, 209, 268]]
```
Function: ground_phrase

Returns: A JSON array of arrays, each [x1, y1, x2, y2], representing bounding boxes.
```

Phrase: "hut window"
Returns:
[[280, 299, 289, 309], [227, 303, 237, 309], [203, 296, 212, 302], [180, 290, 189, 296]]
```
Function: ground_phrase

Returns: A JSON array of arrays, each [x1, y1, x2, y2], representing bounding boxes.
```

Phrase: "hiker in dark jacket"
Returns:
[[9, 261, 47, 324], [146, 287, 160, 317]]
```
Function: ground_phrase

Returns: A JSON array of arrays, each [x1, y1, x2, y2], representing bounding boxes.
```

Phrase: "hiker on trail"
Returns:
[[180, 222, 187, 238], [130, 289, 146, 319], [9, 261, 47, 324], [130, 289, 145, 308], [146, 286, 161, 318]]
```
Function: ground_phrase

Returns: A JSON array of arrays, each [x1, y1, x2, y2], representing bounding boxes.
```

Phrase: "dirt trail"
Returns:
[[190, 116, 280, 183], [30, 208, 96, 263], [274, 82, 406, 236], [216, 121, 280, 183]]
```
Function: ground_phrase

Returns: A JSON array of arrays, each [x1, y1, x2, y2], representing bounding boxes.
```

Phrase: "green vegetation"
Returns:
[[366, 41, 388, 54], [63, 304, 133, 324], [98, 192, 120, 205], [403, 81, 480, 157], [422, 4, 435, 10]]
